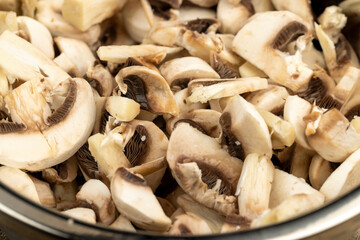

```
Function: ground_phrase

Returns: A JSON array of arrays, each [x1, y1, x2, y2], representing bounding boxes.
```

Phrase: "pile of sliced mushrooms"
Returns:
[[1, 0, 360, 235]]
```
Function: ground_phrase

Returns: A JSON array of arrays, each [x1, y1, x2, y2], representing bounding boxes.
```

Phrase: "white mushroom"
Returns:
[[62, 207, 96, 224]]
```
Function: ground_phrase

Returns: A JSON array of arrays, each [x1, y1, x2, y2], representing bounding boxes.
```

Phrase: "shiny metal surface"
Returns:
[[0, 181, 359, 240]]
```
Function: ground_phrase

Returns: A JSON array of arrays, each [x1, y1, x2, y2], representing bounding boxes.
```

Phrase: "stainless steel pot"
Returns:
[[0, 182, 359, 240]]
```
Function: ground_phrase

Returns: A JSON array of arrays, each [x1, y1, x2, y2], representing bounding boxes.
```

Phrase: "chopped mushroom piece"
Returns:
[[109, 215, 136, 232], [0, 11, 17, 34], [29, 176, 56, 208], [309, 154, 334, 190], [86, 63, 114, 97], [239, 61, 267, 78], [111, 167, 171, 232], [169, 213, 213, 235], [42, 157, 78, 183], [105, 96, 140, 122], [62, 207, 96, 224], [289, 144, 314, 180], [232, 11, 313, 92]]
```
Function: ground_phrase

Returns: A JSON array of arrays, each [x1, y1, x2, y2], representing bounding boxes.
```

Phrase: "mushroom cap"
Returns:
[[232, 11, 313, 91], [0, 78, 96, 171], [167, 122, 243, 215]]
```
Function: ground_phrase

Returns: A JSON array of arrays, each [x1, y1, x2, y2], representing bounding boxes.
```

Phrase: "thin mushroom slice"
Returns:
[[236, 153, 274, 221], [320, 148, 360, 201], [36, 0, 101, 46], [0, 78, 95, 171], [167, 122, 243, 215], [305, 108, 360, 163], [177, 194, 225, 233], [76, 179, 116, 225], [269, 169, 325, 208], [221, 95, 272, 159], [168, 213, 213, 235], [42, 156, 78, 184], [232, 11, 313, 92], [289, 144, 314, 180], [97, 45, 183, 65], [159, 56, 220, 91], [309, 154, 334, 190], [62, 207, 96, 224], [109, 215, 136, 232], [245, 85, 289, 114], [186, 77, 268, 104], [17, 16, 55, 60], [217, 0, 255, 35], [251, 193, 324, 228], [29, 176, 56, 208], [54, 37, 96, 77], [0, 30, 70, 87], [283, 95, 313, 150], [115, 66, 178, 116], [111, 167, 171, 232]]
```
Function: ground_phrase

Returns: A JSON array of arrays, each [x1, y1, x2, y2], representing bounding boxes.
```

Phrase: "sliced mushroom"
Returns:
[[221, 95, 272, 159], [54, 53, 82, 78], [320, 148, 360, 201], [62, 207, 96, 224], [306, 108, 360, 163], [251, 0, 274, 12], [251, 193, 324, 228], [289, 144, 314, 180], [177, 194, 225, 233], [179, 5, 216, 21], [17, 16, 54, 60], [340, 67, 360, 120], [236, 153, 274, 220], [168, 213, 213, 235], [0, 78, 95, 171], [167, 122, 243, 215], [109, 215, 136, 232], [105, 96, 140, 122], [239, 61, 267, 78], [217, 0, 254, 35], [173, 88, 208, 117], [232, 11, 313, 92], [0, 30, 70, 87], [188, 0, 218, 7], [210, 51, 241, 79], [111, 167, 171, 232], [53, 181, 78, 210], [269, 169, 325, 208], [283, 95, 313, 150], [0, 68, 9, 97], [61, 0, 127, 31], [115, 65, 178, 116], [0, 11, 17, 34], [29, 176, 56, 208], [309, 154, 334, 190], [159, 56, 220, 91], [186, 77, 268, 103], [76, 179, 116, 225], [42, 156, 78, 183], [36, 0, 101, 46]]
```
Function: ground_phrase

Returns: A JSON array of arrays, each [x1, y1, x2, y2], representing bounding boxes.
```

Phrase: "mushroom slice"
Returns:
[[54, 53, 82, 78], [320, 148, 360, 201], [36, 0, 101, 46], [179, 5, 216, 21], [283, 95, 313, 150], [86, 63, 114, 97], [42, 156, 78, 183], [169, 213, 213, 235], [210, 52, 240, 79], [97, 45, 182, 65], [270, 169, 324, 208], [53, 181, 78, 210], [271, 0, 314, 30], [251, 193, 324, 228], [251, 0, 274, 12], [306, 108, 360, 163], [173, 88, 208, 117], [111, 167, 171, 232], [187, 77, 268, 103], [0, 166, 41, 204], [0, 30, 69, 87], [54, 37, 96, 77], [181, 109, 222, 138], [258, 109, 295, 149], [157, 197, 176, 218], [0, 11, 17, 34], [289, 144, 314, 180], [62, 0, 127, 31], [217, 0, 255, 35], [0, 78, 95, 171], [236, 153, 274, 220], [17, 16, 54, 60], [29, 176, 56, 208], [245, 85, 288, 114], [88, 132, 131, 180], [232, 11, 312, 92], [220, 215, 251, 233], [0, 68, 9, 97], [221, 95, 272, 158], [239, 61, 267, 78], [76, 179, 116, 225], [115, 66, 178, 116], [159, 56, 220, 91], [76, 143, 104, 181], [109, 215, 136, 232], [177, 194, 225, 233], [105, 96, 140, 122], [309, 154, 334, 190], [62, 207, 96, 224], [167, 122, 243, 215]]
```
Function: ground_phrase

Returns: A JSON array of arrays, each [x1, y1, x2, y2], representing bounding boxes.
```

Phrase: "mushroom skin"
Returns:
[[232, 11, 313, 92], [167, 122, 243, 215], [0, 78, 96, 171]]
